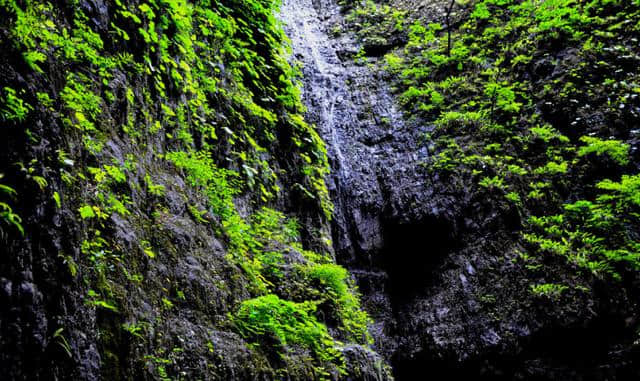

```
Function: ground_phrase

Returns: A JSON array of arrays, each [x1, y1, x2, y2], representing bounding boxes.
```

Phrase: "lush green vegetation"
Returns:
[[233, 294, 345, 379], [307, 264, 372, 344], [229, 207, 371, 374], [8, 0, 640, 376], [0, 86, 29, 236], [0, 0, 368, 377], [346, 0, 640, 291]]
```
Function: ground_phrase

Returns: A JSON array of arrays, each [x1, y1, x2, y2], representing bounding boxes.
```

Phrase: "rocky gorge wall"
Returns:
[[295, 0, 640, 379], [0, 0, 390, 379], [2, 0, 640, 380]]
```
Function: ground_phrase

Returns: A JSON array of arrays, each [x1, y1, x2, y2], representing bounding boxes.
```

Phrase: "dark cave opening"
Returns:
[[381, 216, 458, 307]]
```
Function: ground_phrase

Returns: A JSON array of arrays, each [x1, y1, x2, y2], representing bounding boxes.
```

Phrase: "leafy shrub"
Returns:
[[233, 294, 344, 372], [307, 264, 372, 344], [165, 151, 239, 219], [435, 110, 484, 131], [484, 81, 521, 113], [525, 174, 640, 280], [1, 87, 31, 122], [529, 125, 569, 143], [596, 174, 640, 212], [530, 283, 569, 298], [479, 176, 505, 191], [0, 179, 23, 236], [578, 136, 630, 166]]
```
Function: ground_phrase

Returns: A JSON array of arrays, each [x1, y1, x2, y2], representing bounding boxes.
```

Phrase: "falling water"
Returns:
[[279, 0, 433, 360], [279, 0, 420, 265]]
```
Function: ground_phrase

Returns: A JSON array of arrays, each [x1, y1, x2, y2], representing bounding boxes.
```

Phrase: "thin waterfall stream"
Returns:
[[279, 0, 432, 365], [280, 0, 419, 262]]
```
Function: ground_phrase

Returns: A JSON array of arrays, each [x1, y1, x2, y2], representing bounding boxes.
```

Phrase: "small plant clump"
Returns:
[[233, 294, 346, 378]]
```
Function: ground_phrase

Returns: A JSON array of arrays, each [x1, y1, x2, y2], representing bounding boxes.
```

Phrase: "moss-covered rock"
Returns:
[[0, 0, 388, 379]]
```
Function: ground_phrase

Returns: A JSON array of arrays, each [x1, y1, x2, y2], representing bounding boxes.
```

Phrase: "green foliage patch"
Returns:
[[307, 264, 372, 344], [0, 0, 368, 377], [346, 0, 640, 287], [233, 294, 345, 378]]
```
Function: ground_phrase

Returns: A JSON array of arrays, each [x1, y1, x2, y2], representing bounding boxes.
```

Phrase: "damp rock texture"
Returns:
[[286, 0, 640, 380], [3, 0, 640, 380]]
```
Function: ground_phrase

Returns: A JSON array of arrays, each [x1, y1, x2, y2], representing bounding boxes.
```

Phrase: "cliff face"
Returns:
[[2, 0, 640, 380], [0, 0, 389, 379], [309, 0, 640, 379]]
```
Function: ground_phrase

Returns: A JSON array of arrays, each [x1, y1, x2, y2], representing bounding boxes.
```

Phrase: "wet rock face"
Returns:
[[282, 0, 464, 366], [283, 0, 640, 380], [281, 0, 430, 266]]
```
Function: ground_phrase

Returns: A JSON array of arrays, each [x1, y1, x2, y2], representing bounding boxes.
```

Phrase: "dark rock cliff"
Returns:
[[2, 0, 640, 380], [299, 0, 640, 380], [0, 0, 389, 379]]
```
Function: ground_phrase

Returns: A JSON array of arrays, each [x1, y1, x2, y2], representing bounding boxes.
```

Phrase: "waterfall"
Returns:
[[279, 0, 431, 362], [279, 0, 419, 264]]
